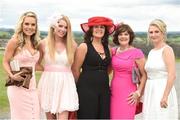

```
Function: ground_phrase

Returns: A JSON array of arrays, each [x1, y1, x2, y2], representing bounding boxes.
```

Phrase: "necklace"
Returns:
[[117, 46, 130, 53], [98, 52, 106, 59]]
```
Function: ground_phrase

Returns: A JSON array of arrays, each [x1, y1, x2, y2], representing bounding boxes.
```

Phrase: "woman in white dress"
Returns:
[[37, 13, 79, 119], [143, 19, 178, 119]]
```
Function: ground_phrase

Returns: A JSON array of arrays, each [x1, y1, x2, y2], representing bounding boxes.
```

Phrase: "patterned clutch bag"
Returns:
[[132, 63, 140, 84]]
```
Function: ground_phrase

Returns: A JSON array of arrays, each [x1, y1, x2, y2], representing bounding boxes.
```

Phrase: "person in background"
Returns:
[[143, 19, 178, 119], [3, 11, 40, 119], [37, 13, 79, 119], [72, 16, 115, 119], [110, 23, 147, 119]]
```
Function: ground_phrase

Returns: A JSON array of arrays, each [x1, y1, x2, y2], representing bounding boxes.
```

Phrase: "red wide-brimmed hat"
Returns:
[[80, 16, 115, 34]]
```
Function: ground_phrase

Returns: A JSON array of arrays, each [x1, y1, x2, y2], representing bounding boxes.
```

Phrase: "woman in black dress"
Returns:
[[72, 16, 115, 119]]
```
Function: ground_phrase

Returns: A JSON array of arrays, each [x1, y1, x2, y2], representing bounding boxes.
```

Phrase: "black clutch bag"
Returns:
[[5, 67, 33, 89]]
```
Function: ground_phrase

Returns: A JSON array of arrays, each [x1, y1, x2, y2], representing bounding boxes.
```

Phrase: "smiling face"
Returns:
[[54, 19, 67, 38], [22, 16, 36, 36], [148, 25, 164, 44], [118, 31, 130, 46], [92, 25, 105, 39]]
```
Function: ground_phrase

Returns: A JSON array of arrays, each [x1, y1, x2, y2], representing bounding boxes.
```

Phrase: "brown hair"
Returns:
[[113, 24, 135, 45]]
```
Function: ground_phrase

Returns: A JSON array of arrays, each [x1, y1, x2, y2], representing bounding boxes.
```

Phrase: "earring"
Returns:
[[91, 37, 93, 41]]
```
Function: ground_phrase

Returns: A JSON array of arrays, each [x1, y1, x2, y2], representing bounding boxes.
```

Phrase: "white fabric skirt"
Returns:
[[38, 71, 79, 114], [142, 78, 178, 120]]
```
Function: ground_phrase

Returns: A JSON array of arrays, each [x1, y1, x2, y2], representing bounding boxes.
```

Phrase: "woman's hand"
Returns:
[[10, 71, 25, 82], [127, 90, 140, 105], [160, 97, 168, 108]]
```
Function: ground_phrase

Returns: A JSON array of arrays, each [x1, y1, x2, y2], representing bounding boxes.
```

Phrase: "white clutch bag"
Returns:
[[10, 59, 20, 71]]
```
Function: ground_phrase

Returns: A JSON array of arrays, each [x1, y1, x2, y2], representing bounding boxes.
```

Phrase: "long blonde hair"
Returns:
[[14, 11, 40, 49], [46, 15, 75, 64]]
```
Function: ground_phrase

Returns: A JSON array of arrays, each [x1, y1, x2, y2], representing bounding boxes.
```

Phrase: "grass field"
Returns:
[[0, 54, 9, 112]]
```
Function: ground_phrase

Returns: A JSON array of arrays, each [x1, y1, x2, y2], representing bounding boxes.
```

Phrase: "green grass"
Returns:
[[176, 58, 180, 63], [0, 54, 9, 112]]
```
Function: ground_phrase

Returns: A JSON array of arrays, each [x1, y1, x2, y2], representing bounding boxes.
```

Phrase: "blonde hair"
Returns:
[[14, 11, 40, 49], [148, 19, 167, 41], [46, 15, 75, 64]]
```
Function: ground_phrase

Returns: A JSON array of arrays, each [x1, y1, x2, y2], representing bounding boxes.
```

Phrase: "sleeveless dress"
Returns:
[[143, 45, 178, 119], [38, 48, 79, 114], [110, 48, 144, 119], [76, 43, 111, 119], [7, 48, 40, 119]]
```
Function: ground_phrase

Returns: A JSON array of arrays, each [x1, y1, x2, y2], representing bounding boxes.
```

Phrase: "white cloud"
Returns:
[[0, 0, 180, 31]]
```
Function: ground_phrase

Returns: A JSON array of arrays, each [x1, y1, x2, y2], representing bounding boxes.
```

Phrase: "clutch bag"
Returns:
[[5, 67, 33, 89], [132, 63, 140, 84]]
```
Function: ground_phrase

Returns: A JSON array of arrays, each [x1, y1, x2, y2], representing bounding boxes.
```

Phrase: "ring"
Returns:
[[162, 105, 167, 108]]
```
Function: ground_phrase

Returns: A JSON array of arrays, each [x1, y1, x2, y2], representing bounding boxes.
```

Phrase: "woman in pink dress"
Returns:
[[38, 13, 79, 119], [3, 11, 40, 119], [110, 23, 147, 119]]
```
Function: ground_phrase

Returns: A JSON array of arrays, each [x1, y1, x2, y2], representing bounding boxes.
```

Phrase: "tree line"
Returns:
[[0, 28, 180, 58]]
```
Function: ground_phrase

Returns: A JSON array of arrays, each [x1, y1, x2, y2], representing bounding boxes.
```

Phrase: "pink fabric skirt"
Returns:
[[7, 86, 40, 119]]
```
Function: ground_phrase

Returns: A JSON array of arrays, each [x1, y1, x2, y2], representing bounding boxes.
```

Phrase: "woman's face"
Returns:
[[54, 19, 67, 38], [148, 25, 164, 43], [118, 31, 130, 46], [22, 16, 36, 36], [92, 25, 105, 39]]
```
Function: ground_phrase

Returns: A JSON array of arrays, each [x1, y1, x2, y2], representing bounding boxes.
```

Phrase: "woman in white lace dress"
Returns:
[[143, 19, 178, 119], [37, 13, 79, 119]]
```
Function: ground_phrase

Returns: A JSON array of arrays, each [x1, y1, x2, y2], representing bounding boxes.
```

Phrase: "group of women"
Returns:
[[3, 11, 178, 120]]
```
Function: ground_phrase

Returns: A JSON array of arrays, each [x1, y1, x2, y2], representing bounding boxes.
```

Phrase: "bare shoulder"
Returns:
[[39, 38, 46, 45], [8, 36, 19, 45], [6, 36, 19, 51], [76, 43, 88, 55], [163, 45, 174, 54], [163, 45, 175, 61], [78, 43, 87, 50]]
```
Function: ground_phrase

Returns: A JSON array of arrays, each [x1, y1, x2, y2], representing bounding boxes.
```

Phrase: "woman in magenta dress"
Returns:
[[3, 11, 40, 119], [110, 24, 147, 119]]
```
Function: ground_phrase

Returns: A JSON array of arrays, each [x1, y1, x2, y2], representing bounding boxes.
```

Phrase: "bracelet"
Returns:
[[135, 90, 141, 97]]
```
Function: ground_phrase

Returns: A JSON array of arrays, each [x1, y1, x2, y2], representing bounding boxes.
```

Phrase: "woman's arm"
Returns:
[[3, 38, 18, 77], [127, 57, 147, 105], [160, 46, 176, 108], [35, 40, 45, 71], [135, 57, 147, 96], [3, 37, 24, 81], [71, 43, 87, 82]]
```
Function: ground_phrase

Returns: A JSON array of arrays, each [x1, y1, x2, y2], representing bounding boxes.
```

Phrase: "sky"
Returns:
[[0, 0, 180, 32]]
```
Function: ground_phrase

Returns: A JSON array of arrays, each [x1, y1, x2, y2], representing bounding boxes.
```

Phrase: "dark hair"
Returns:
[[84, 26, 110, 47], [113, 24, 135, 45]]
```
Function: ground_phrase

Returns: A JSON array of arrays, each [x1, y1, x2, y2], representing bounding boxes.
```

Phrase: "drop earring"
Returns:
[[91, 37, 93, 42]]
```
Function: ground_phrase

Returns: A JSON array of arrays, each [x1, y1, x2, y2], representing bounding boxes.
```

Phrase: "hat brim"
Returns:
[[80, 23, 115, 35]]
